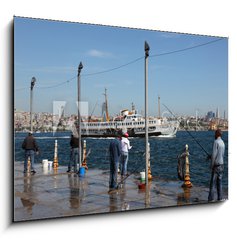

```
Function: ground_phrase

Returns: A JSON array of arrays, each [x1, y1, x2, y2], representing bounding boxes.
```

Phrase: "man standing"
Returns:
[[120, 133, 132, 178], [208, 129, 225, 201], [67, 134, 79, 173], [109, 136, 121, 192], [22, 131, 39, 174]]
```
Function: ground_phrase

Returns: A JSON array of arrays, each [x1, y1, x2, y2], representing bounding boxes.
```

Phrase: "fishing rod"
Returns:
[[117, 164, 142, 188], [116, 152, 146, 188], [163, 103, 210, 156]]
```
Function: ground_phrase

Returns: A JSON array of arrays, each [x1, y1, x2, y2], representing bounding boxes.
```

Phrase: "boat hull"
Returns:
[[81, 131, 163, 138]]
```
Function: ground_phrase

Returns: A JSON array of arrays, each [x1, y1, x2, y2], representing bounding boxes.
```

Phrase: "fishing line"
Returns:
[[163, 103, 210, 156], [117, 163, 143, 188]]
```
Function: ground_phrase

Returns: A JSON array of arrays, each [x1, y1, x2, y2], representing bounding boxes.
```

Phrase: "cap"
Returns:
[[124, 133, 129, 138]]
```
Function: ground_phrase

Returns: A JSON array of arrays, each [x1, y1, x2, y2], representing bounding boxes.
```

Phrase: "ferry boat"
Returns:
[[80, 114, 179, 138], [74, 89, 179, 138]]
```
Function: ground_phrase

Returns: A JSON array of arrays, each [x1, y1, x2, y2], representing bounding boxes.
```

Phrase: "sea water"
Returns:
[[14, 131, 228, 188]]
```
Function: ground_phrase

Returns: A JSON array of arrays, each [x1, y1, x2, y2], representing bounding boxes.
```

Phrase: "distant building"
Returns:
[[216, 107, 220, 119], [206, 111, 215, 121]]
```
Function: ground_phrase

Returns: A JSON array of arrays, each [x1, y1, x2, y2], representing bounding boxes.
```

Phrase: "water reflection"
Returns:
[[138, 181, 152, 207], [20, 173, 36, 214], [177, 187, 191, 205], [109, 183, 130, 212], [67, 174, 88, 209]]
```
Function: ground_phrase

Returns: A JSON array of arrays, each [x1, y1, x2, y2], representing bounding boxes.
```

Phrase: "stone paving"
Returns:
[[14, 162, 227, 222]]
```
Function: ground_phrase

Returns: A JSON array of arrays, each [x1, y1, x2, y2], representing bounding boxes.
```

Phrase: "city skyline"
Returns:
[[14, 17, 228, 117]]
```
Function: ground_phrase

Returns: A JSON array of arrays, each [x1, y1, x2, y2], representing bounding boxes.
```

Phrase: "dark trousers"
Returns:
[[208, 165, 223, 201], [109, 157, 119, 189], [24, 150, 35, 172], [68, 148, 79, 172]]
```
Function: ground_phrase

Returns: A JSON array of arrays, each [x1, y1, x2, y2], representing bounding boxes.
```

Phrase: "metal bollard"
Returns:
[[148, 143, 152, 180], [182, 144, 192, 188], [27, 156, 31, 172], [82, 140, 88, 170], [53, 139, 59, 168]]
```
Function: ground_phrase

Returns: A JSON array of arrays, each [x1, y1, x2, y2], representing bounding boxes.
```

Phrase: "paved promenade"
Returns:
[[14, 162, 227, 222]]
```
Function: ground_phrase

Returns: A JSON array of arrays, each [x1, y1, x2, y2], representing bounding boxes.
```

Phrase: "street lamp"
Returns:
[[30, 77, 36, 132], [77, 62, 83, 169], [144, 41, 150, 189]]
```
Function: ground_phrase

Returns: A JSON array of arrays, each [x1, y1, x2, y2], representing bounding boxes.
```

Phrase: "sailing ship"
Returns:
[[75, 89, 179, 138]]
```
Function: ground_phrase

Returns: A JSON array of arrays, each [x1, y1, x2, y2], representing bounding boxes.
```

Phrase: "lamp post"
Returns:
[[144, 41, 150, 188], [77, 62, 83, 169], [30, 77, 36, 132]]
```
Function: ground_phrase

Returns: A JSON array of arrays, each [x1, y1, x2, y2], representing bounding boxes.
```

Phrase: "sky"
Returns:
[[14, 16, 228, 118]]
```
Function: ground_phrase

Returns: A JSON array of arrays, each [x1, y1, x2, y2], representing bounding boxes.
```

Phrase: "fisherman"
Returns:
[[120, 132, 132, 178], [108, 135, 121, 192], [67, 134, 79, 173], [208, 129, 225, 201], [22, 131, 39, 174]]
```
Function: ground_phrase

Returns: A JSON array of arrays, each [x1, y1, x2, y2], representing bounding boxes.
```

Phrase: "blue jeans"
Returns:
[[24, 150, 35, 172], [121, 152, 129, 176], [68, 148, 79, 172], [208, 165, 223, 201], [109, 157, 119, 189]]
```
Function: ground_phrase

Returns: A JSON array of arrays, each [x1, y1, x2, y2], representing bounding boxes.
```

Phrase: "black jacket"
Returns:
[[22, 135, 39, 151], [70, 135, 79, 148]]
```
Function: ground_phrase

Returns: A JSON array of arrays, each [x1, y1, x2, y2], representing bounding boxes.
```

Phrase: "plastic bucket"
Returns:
[[79, 167, 85, 176], [42, 159, 48, 168], [140, 172, 145, 181]]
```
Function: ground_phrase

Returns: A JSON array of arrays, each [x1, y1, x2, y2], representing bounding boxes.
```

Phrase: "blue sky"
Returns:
[[14, 17, 228, 118]]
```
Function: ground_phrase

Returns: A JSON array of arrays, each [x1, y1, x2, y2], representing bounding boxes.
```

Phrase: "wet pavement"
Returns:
[[14, 162, 227, 222]]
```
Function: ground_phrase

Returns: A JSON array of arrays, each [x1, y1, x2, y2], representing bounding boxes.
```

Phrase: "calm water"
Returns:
[[14, 131, 228, 188]]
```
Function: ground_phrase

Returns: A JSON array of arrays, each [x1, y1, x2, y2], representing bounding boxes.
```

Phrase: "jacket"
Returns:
[[211, 137, 225, 169], [22, 135, 39, 151], [70, 135, 79, 148]]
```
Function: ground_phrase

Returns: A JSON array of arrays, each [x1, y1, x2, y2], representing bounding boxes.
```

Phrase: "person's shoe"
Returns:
[[67, 169, 71, 173], [31, 170, 36, 174]]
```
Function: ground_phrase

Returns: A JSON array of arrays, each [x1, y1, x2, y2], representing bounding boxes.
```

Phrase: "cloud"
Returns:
[[87, 49, 114, 58]]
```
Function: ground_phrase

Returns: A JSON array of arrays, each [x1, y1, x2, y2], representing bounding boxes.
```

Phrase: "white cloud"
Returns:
[[87, 49, 114, 58]]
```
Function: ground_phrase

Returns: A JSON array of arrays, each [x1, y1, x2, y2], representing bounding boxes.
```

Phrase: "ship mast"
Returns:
[[104, 88, 109, 122], [158, 95, 161, 119]]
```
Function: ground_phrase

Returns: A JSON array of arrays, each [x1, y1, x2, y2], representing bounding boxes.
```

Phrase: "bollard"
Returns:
[[27, 156, 31, 171], [148, 143, 152, 180], [82, 140, 88, 170], [182, 144, 192, 188], [53, 139, 59, 168]]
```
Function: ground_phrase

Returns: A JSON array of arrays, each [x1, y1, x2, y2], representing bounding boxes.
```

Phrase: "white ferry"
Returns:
[[76, 89, 179, 138], [80, 111, 179, 138]]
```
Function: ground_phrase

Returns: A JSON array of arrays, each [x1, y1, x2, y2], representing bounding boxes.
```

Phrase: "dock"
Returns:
[[14, 162, 226, 222]]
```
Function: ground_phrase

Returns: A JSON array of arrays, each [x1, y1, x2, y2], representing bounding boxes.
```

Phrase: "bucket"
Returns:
[[48, 161, 53, 168], [138, 182, 146, 190], [79, 167, 85, 176], [42, 159, 48, 168], [140, 171, 145, 181]]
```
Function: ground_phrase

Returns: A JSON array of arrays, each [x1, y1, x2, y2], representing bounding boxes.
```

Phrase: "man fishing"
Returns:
[[22, 131, 39, 174], [208, 129, 225, 202], [108, 135, 121, 193]]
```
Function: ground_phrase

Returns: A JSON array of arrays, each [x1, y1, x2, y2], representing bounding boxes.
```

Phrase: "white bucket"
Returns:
[[140, 172, 145, 181], [48, 161, 53, 168], [42, 159, 48, 168]]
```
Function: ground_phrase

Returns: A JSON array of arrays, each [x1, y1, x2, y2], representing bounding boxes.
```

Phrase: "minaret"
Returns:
[[103, 88, 109, 122], [158, 95, 161, 118], [216, 107, 219, 119]]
